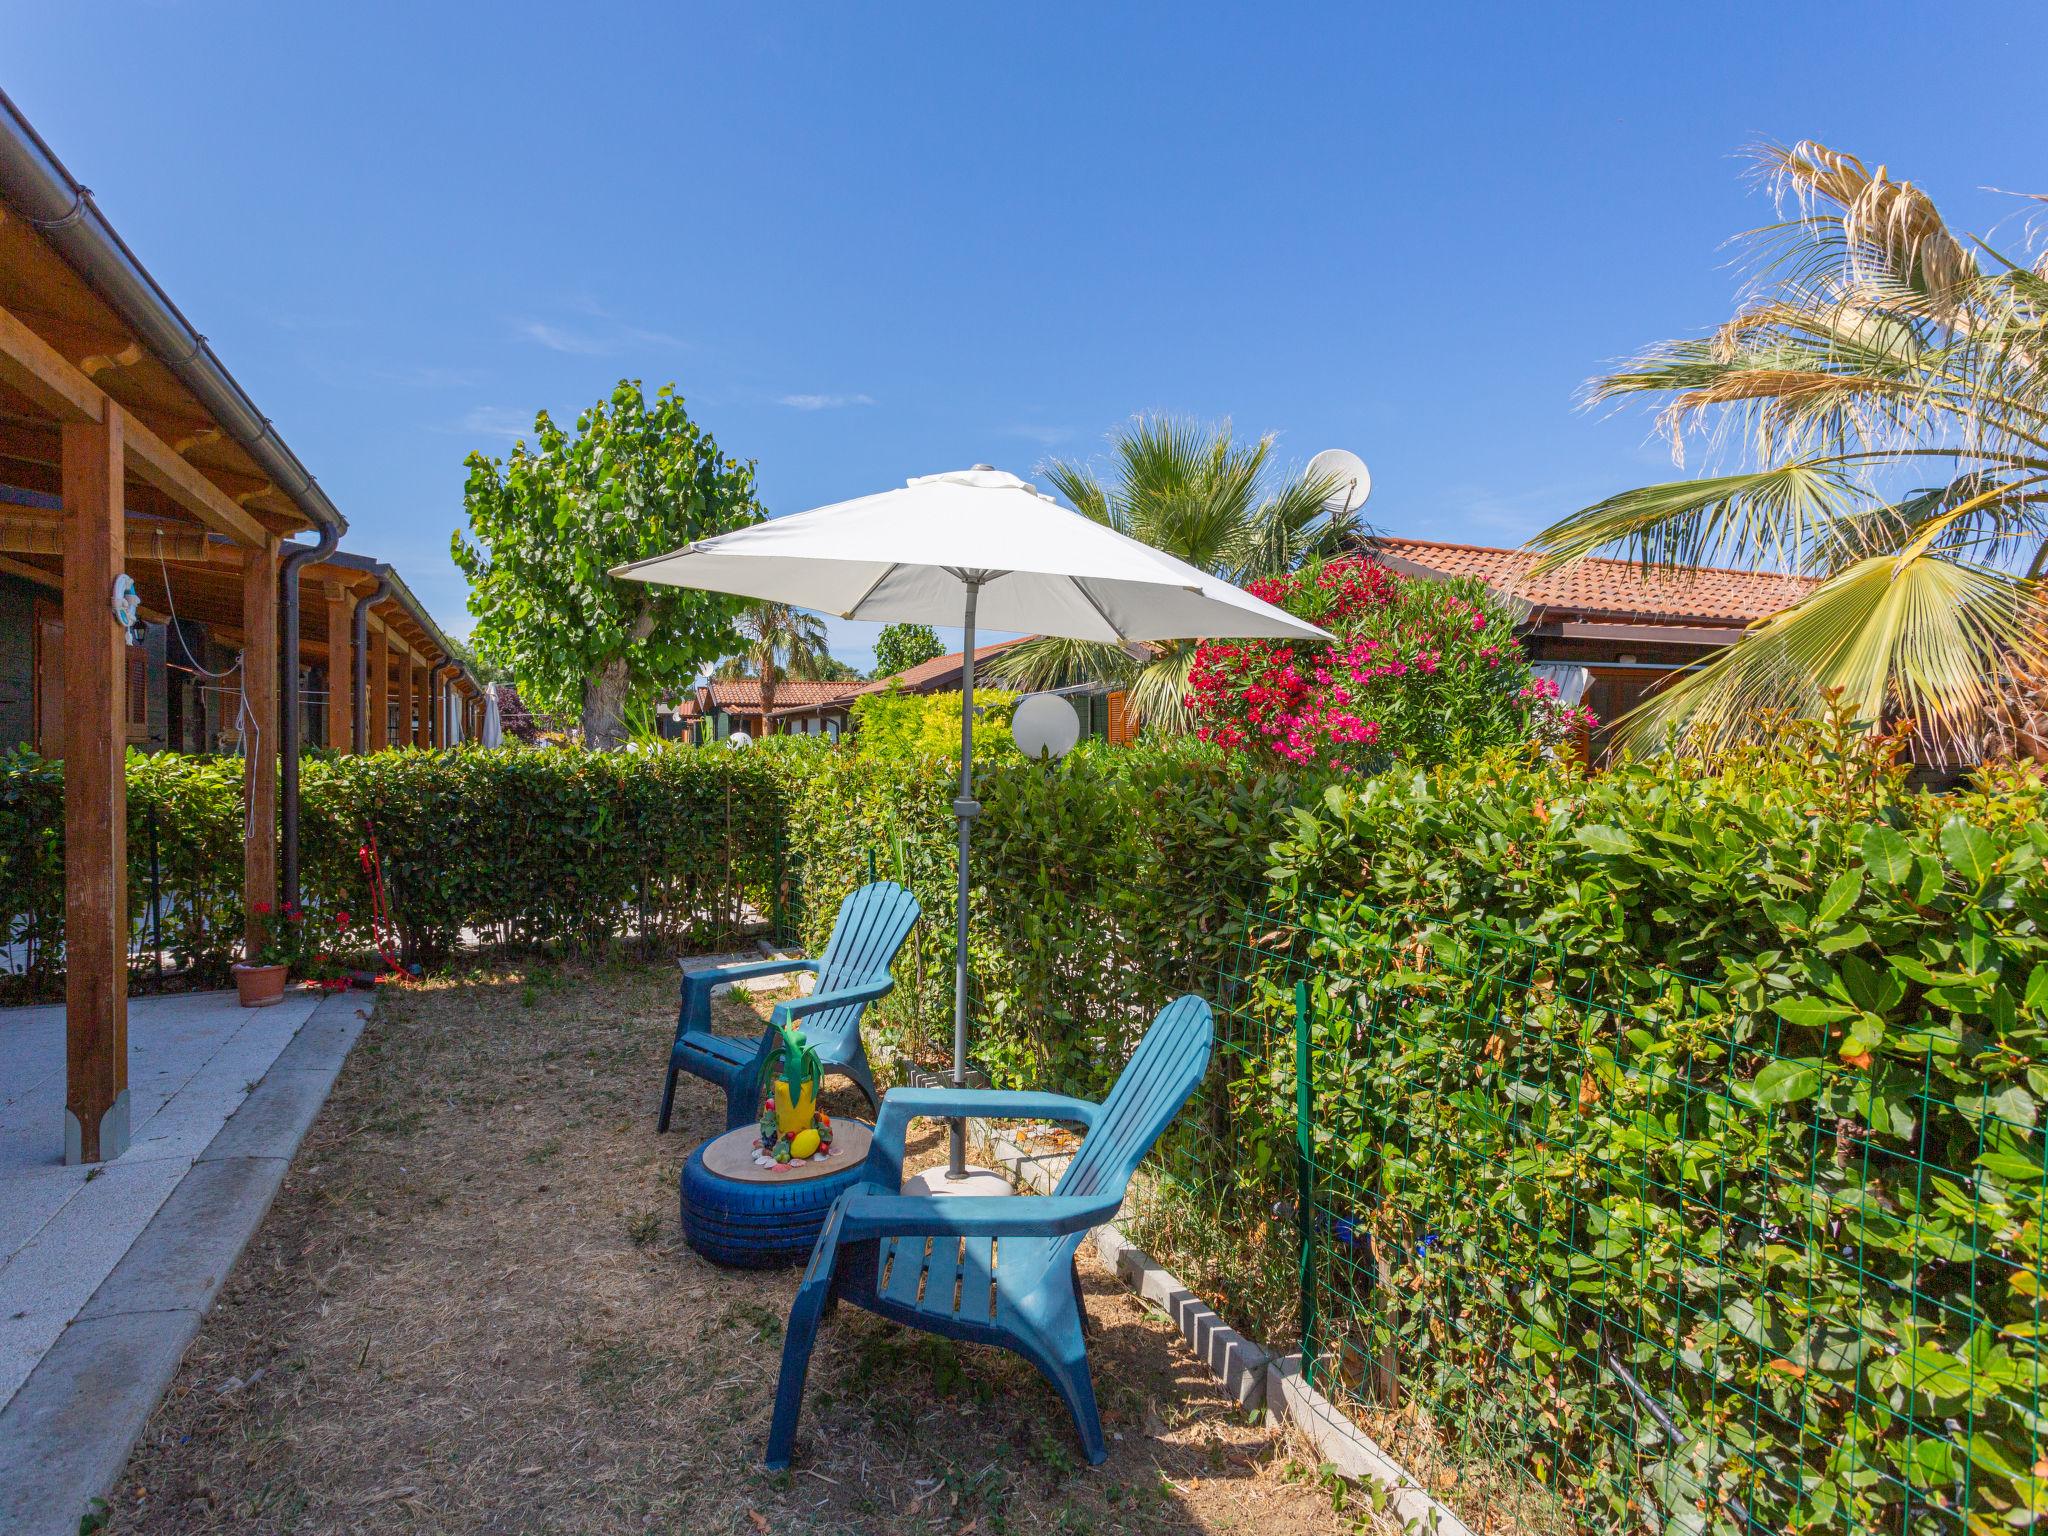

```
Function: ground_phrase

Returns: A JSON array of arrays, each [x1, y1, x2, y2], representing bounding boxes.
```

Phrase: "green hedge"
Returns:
[[1260, 735, 2047, 1534], [772, 725, 2045, 1533], [773, 736, 1299, 1094], [6, 728, 2041, 1532], [0, 745, 790, 997]]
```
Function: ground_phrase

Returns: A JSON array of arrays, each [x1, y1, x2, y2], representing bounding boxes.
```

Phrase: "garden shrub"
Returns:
[[1258, 717, 2048, 1534], [846, 683, 1020, 761], [1186, 556, 1595, 768], [7, 714, 2042, 1533], [0, 744, 791, 993]]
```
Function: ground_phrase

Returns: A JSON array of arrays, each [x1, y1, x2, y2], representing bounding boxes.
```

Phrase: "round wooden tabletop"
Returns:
[[698, 1120, 872, 1185]]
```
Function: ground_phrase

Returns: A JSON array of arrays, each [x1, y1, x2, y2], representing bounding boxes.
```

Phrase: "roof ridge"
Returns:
[[1370, 534, 1811, 585]]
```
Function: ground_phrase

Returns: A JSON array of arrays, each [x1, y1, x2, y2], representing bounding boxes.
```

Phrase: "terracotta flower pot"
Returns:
[[233, 962, 289, 1008]]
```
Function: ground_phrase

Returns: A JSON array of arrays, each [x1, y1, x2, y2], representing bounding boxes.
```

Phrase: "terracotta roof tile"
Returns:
[[703, 678, 866, 710], [1367, 537, 1816, 625], [855, 638, 1027, 694]]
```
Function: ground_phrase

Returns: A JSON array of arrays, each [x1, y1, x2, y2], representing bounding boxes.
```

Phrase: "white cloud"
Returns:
[[444, 405, 536, 441], [514, 308, 684, 357], [779, 392, 877, 410]]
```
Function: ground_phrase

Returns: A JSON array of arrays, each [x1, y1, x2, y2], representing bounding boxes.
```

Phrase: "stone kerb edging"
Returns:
[[967, 1121, 1474, 1536]]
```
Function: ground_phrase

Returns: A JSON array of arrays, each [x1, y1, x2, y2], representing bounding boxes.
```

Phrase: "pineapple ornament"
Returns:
[[752, 1022, 838, 1169]]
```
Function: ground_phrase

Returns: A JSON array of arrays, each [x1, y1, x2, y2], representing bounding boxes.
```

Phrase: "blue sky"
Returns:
[[9, 2, 2041, 671]]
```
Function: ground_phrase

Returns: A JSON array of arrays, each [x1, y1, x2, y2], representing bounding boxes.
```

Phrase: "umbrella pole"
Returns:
[[947, 580, 981, 1179]]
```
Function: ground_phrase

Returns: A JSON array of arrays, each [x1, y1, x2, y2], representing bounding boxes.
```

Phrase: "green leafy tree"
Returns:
[[453, 381, 763, 749], [872, 622, 944, 678], [1531, 142, 2048, 756], [986, 415, 1360, 732]]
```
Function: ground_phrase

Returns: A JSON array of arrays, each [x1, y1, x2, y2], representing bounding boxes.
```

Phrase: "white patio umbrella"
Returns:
[[614, 467, 1328, 1185], [480, 683, 505, 748]]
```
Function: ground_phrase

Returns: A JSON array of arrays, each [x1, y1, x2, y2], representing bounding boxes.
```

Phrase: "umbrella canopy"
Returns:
[[611, 468, 1325, 644], [480, 684, 504, 748], [615, 467, 1328, 1187]]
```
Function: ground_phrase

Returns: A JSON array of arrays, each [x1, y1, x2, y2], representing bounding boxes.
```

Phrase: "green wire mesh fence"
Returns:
[[1216, 893, 2040, 1536]]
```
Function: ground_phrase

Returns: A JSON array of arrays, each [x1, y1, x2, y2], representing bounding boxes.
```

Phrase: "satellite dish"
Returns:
[[1305, 449, 1372, 516], [1011, 693, 1081, 762]]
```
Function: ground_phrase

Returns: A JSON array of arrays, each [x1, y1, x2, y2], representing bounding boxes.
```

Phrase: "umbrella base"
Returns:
[[901, 1165, 1014, 1199]]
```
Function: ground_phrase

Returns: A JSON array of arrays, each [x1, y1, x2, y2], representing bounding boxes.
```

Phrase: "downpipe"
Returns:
[[277, 521, 339, 909], [352, 574, 390, 754]]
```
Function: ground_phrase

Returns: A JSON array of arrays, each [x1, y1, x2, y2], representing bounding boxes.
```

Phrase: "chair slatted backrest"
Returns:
[[802, 881, 920, 1044], [1052, 995, 1214, 1213]]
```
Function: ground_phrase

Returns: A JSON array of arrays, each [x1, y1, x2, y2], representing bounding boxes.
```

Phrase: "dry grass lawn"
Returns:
[[100, 956, 1392, 1535]]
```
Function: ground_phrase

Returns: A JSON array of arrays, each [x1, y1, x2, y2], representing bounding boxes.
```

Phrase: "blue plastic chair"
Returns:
[[765, 994, 1214, 1469], [658, 881, 921, 1133]]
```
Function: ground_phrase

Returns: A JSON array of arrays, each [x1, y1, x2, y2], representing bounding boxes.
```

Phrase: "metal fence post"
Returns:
[[1294, 975, 1316, 1389], [149, 804, 163, 988]]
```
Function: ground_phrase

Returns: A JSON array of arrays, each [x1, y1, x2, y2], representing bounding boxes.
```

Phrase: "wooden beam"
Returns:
[[0, 312, 271, 546], [62, 413, 129, 1164], [0, 551, 60, 591], [368, 617, 389, 751], [241, 538, 279, 950], [0, 510, 213, 562], [79, 340, 145, 378], [120, 407, 269, 548], [0, 304, 103, 424]]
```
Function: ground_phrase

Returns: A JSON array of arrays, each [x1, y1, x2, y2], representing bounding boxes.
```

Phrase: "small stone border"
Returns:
[[968, 1120, 1475, 1536], [0, 989, 374, 1536]]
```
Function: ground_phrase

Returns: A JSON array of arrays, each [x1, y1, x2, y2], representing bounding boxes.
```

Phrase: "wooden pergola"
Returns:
[[0, 111, 471, 1164]]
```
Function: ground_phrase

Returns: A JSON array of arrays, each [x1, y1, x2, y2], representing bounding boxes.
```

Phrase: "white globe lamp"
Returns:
[[1010, 693, 1081, 761]]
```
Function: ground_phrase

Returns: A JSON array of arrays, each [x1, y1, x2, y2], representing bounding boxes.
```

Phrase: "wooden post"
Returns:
[[415, 664, 430, 749], [62, 411, 129, 1165], [401, 649, 418, 747], [242, 536, 279, 953], [368, 618, 389, 751], [325, 582, 354, 751]]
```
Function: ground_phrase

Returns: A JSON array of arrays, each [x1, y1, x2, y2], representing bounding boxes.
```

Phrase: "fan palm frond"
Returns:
[[984, 637, 1136, 694], [1616, 555, 2037, 756], [1547, 141, 2048, 752]]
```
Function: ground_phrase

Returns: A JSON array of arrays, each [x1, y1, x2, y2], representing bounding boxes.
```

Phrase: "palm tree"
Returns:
[[986, 416, 1360, 732], [728, 602, 832, 732], [1530, 141, 2048, 756]]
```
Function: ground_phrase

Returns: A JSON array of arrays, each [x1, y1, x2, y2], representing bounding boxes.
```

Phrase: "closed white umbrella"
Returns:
[[480, 683, 505, 748], [615, 467, 1328, 1185]]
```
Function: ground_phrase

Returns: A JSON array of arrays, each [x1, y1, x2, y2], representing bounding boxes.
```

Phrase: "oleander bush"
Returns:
[[1186, 555, 1593, 770]]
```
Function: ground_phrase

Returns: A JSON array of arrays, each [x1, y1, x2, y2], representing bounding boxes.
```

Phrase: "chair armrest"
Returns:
[[864, 1088, 1101, 1188], [677, 958, 819, 1029], [837, 1191, 1122, 1241], [679, 955, 819, 988], [772, 976, 893, 1026]]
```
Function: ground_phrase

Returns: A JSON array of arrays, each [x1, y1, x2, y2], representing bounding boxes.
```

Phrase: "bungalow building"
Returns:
[[1363, 536, 1815, 735], [677, 678, 867, 742], [0, 90, 474, 1164]]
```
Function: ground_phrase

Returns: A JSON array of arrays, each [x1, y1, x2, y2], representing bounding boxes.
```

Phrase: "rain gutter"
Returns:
[[0, 86, 348, 543]]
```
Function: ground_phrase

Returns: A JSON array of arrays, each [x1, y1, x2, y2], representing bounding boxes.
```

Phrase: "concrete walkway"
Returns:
[[0, 987, 371, 1535]]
